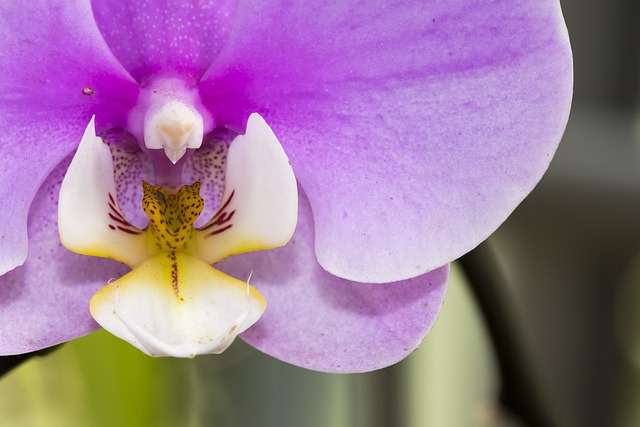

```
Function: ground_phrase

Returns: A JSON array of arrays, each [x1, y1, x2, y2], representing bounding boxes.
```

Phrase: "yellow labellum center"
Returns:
[[142, 180, 203, 252], [57, 114, 296, 358]]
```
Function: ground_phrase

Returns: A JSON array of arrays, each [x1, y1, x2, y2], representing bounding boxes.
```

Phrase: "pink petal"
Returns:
[[0, 1, 138, 274], [0, 158, 128, 355], [218, 189, 449, 373], [200, 0, 572, 282], [90, 0, 236, 82]]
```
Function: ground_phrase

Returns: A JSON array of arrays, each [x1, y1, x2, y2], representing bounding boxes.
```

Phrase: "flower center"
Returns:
[[58, 114, 298, 358], [142, 180, 203, 252]]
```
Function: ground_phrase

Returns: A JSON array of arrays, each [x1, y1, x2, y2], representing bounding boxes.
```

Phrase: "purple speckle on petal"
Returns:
[[183, 135, 229, 227]]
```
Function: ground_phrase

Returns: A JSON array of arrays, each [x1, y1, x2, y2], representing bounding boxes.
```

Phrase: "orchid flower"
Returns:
[[0, 0, 572, 373]]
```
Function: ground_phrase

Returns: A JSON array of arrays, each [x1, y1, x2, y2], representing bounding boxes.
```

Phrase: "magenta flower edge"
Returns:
[[0, 0, 571, 372]]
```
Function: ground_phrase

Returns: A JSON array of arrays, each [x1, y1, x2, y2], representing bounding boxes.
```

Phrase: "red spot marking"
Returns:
[[214, 190, 235, 218], [214, 210, 236, 226], [201, 190, 235, 231], [168, 252, 179, 297], [117, 226, 143, 235], [109, 212, 134, 227], [208, 224, 233, 236], [108, 202, 125, 218], [107, 193, 139, 233]]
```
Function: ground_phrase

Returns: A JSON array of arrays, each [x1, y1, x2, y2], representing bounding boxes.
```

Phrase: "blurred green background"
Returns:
[[2, 1, 640, 426]]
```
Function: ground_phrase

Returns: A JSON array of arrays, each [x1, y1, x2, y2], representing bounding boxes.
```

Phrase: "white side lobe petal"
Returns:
[[58, 117, 149, 268], [90, 252, 266, 357], [195, 113, 298, 264]]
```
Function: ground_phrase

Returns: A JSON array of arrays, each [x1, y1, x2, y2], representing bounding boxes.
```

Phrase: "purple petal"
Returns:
[[218, 189, 449, 373], [0, 1, 138, 274], [91, 0, 236, 83], [0, 158, 128, 355], [201, 0, 572, 282]]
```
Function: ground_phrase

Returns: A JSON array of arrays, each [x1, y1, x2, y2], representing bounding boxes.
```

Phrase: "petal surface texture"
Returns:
[[90, 0, 237, 82], [201, 0, 573, 282], [195, 113, 298, 264], [0, 1, 138, 275], [90, 252, 266, 358], [218, 190, 449, 373]]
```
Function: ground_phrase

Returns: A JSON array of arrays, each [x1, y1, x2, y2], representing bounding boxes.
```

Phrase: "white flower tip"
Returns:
[[90, 253, 266, 358], [144, 100, 204, 163], [58, 117, 150, 267], [164, 146, 187, 164], [194, 113, 298, 264], [58, 117, 111, 251]]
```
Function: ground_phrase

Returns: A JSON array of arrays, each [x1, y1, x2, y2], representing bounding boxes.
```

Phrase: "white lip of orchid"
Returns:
[[143, 100, 204, 164], [58, 113, 298, 358]]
